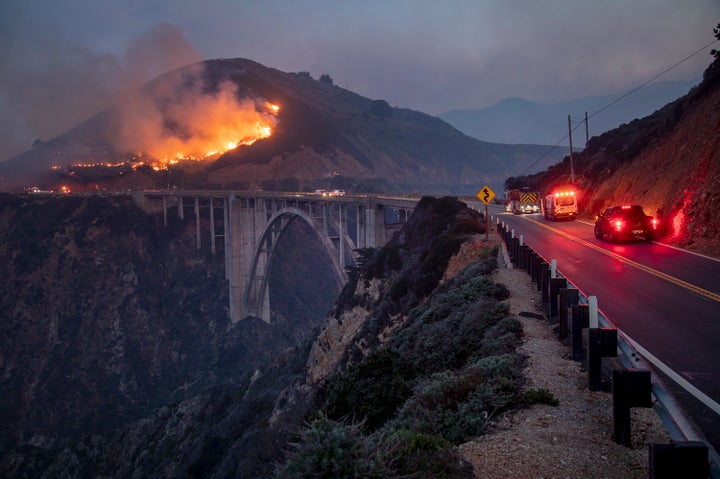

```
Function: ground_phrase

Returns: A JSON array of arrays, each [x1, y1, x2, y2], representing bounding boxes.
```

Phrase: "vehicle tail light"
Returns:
[[652, 218, 658, 230], [614, 220, 624, 231]]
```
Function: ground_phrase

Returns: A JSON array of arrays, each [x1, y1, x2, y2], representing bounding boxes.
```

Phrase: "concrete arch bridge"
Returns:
[[138, 191, 418, 323]]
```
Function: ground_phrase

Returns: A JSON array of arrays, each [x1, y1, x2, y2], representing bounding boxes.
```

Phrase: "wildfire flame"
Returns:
[[112, 79, 280, 168]]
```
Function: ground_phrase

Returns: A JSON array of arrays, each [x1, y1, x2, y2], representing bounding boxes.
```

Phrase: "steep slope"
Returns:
[[0, 193, 339, 454], [0, 58, 568, 195], [2, 197, 529, 478], [509, 56, 720, 257]]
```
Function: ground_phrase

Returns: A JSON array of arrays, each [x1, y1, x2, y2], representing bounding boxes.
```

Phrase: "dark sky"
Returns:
[[1, 0, 718, 161]]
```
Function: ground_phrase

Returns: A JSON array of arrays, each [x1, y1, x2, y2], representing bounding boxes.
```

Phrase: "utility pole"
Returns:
[[568, 114, 575, 183], [585, 111, 589, 146]]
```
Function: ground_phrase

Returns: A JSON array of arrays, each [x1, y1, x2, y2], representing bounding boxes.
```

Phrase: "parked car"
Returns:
[[594, 205, 658, 242]]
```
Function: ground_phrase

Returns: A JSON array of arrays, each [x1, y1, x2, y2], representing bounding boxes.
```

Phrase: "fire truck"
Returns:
[[541, 188, 578, 221], [505, 188, 541, 214]]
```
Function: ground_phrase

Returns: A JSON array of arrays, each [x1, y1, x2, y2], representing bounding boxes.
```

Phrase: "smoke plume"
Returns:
[[111, 76, 279, 161], [0, 24, 201, 162]]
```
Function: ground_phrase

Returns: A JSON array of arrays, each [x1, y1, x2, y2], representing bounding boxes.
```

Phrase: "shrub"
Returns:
[[366, 244, 402, 280], [376, 428, 474, 478], [393, 271, 516, 374], [394, 301, 508, 374], [524, 388, 560, 407], [476, 317, 524, 358], [275, 415, 386, 479], [393, 354, 523, 444], [322, 349, 418, 431]]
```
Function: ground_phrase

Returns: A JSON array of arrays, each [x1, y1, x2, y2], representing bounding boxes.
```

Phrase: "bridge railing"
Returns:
[[493, 216, 718, 479]]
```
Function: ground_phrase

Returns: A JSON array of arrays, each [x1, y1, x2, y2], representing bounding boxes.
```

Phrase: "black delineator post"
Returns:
[[524, 248, 533, 275], [558, 288, 579, 340], [540, 263, 550, 303], [528, 252, 535, 281], [515, 239, 522, 268], [518, 244, 528, 270], [536, 259, 548, 293], [532, 254, 542, 285], [649, 442, 709, 479], [612, 368, 652, 447], [509, 236, 518, 265], [571, 304, 589, 361], [588, 328, 617, 391], [587, 328, 599, 375], [549, 277, 566, 319]]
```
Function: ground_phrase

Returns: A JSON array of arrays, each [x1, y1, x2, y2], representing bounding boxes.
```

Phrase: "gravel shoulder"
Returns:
[[455, 235, 671, 478]]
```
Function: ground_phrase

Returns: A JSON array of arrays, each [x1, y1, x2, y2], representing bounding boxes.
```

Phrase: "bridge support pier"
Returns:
[[140, 191, 413, 324]]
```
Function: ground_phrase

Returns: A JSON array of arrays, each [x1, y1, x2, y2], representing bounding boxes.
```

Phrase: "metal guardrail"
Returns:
[[494, 216, 719, 478]]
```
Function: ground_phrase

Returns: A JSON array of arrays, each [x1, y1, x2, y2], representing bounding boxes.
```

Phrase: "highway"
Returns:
[[486, 204, 720, 463]]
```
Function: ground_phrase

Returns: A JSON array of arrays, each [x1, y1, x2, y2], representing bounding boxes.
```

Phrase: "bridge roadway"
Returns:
[[137, 190, 420, 323]]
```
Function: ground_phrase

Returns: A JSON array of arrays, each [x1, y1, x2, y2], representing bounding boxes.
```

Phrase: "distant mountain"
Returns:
[[0, 58, 569, 195], [439, 80, 698, 146]]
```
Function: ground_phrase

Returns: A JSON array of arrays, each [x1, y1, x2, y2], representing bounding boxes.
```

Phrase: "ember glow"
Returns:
[[113, 78, 280, 168]]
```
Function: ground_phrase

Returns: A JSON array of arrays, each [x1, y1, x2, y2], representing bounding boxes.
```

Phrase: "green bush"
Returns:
[[524, 388, 560, 406], [392, 254, 517, 373], [376, 428, 474, 478], [322, 349, 418, 431], [476, 317, 524, 358], [394, 300, 509, 374], [393, 354, 523, 444], [366, 244, 401, 280], [278, 200, 531, 476], [275, 415, 386, 479]]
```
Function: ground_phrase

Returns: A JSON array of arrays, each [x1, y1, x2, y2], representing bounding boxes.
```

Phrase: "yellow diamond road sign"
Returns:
[[477, 185, 495, 204]]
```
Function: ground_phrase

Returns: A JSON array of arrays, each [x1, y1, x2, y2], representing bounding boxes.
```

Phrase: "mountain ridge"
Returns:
[[440, 79, 698, 146], [0, 57, 569, 195]]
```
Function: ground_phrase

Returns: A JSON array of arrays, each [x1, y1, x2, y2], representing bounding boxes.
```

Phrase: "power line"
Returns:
[[588, 38, 718, 121], [517, 38, 719, 177]]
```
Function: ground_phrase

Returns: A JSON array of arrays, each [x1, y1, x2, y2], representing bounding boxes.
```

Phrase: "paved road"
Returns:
[[486, 205, 720, 465]]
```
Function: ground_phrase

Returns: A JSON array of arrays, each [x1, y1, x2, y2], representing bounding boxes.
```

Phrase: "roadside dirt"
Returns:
[[450, 233, 671, 478]]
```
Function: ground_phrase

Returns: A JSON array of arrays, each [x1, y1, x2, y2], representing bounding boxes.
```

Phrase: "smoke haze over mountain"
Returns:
[[1, 1, 718, 162], [0, 23, 201, 161], [111, 73, 278, 161]]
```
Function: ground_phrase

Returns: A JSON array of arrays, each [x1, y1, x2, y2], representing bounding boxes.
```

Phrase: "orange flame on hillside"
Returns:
[[113, 79, 280, 168]]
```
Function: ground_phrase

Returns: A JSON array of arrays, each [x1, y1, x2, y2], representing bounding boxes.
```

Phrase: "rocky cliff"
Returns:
[[2, 196, 533, 478], [0, 193, 339, 475]]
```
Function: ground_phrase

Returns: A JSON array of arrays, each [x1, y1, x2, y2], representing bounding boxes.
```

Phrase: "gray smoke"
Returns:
[[0, 23, 201, 162]]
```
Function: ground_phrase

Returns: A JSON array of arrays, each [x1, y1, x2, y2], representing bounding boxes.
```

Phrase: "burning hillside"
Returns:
[[112, 80, 279, 168], [0, 61, 281, 192], [0, 57, 561, 195]]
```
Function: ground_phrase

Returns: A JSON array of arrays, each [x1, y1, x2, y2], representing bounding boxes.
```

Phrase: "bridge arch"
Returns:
[[137, 190, 418, 324], [242, 206, 356, 322]]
